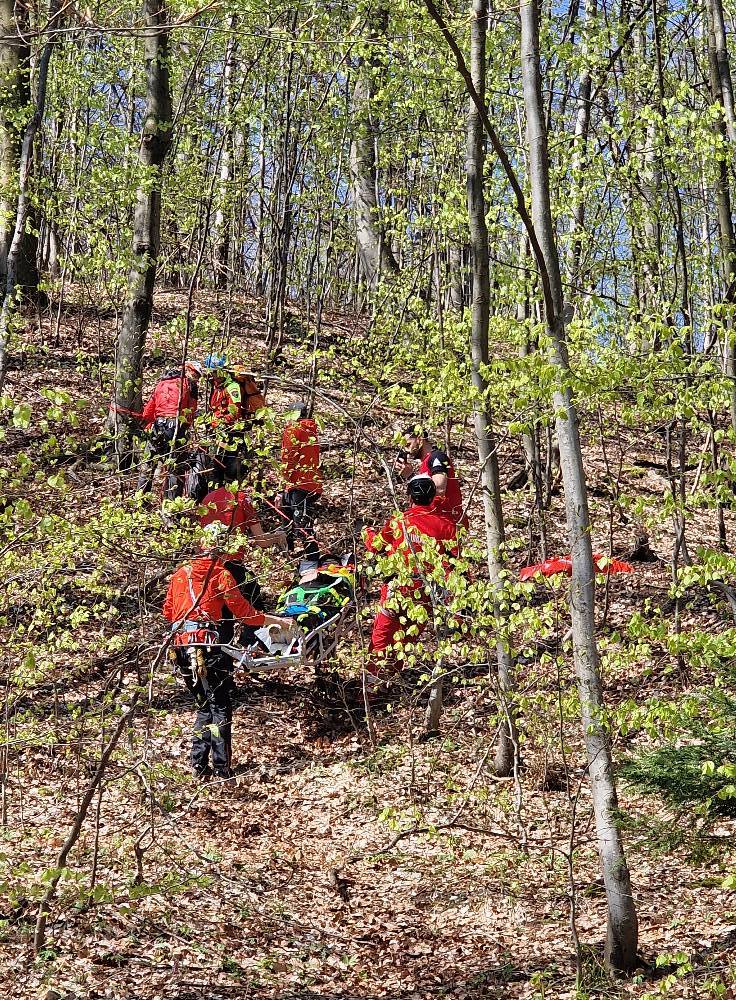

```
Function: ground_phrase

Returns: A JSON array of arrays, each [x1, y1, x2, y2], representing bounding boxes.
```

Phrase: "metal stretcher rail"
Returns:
[[219, 601, 353, 672]]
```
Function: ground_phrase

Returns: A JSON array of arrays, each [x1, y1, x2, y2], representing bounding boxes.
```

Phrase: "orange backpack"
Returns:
[[231, 368, 266, 416]]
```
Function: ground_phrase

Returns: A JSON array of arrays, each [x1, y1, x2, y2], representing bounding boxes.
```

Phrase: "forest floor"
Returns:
[[2, 290, 736, 1000]]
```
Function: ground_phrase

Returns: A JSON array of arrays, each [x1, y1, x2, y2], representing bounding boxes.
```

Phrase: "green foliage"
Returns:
[[620, 734, 736, 816]]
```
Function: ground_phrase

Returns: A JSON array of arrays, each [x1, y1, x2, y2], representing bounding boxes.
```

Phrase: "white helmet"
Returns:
[[199, 521, 228, 551], [185, 360, 204, 378]]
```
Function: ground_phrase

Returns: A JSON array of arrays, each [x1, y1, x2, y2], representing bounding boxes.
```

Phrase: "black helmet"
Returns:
[[407, 474, 436, 506]]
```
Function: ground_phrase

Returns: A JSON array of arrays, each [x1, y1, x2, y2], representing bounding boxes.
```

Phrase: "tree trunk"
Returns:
[[705, 0, 736, 433], [349, 7, 399, 289], [107, 0, 172, 457], [519, 0, 638, 971], [213, 15, 237, 289], [449, 242, 464, 312], [0, 0, 59, 391], [466, 0, 517, 777], [567, 0, 596, 286], [706, 0, 736, 142], [0, 0, 40, 301]]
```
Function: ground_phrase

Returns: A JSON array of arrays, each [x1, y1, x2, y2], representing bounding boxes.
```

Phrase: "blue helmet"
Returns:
[[204, 352, 228, 370]]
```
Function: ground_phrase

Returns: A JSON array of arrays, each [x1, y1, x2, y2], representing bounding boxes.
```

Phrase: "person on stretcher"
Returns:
[[363, 475, 458, 685]]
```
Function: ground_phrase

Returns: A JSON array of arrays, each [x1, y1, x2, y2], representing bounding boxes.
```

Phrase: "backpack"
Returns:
[[230, 368, 266, 416]]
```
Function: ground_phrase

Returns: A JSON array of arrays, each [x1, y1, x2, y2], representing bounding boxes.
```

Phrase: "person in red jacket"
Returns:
[[163, 534, 292, 778], [136, 361, 203, 496], [396, 424, 466, 525], [197, 486, 287, 643], [280, 401, 322, 565], [364, 475, 458, 684]]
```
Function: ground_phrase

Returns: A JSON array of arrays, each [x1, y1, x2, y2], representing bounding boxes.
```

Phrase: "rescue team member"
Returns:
[[396, 424, 465, 525], [280, 401, 322, 564], [163, 529, 293, 779], [136, 360, 204, 496], [197, 486, 288, 643], [364, 475, 458, 683], [205, 356, 267, 487]]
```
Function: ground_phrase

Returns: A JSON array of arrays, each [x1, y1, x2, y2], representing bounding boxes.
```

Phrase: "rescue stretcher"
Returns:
[[221, 556, 356, 672]]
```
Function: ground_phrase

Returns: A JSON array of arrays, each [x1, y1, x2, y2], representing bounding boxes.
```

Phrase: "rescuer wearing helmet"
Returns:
[[136, 360, 204, 498], [280, 400, 322, 566], [163, 523, 293, 779], [363, 475, 458, 684]]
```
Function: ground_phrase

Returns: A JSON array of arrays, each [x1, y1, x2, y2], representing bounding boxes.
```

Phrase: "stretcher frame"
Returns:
[[221, 600, 353, 672]]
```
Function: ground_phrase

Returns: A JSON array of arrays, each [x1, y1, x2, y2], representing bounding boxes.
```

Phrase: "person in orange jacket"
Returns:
[[163, 530, 293, 778], [197, 485, 287, 644], [280, 401, 322, 565], [364, 475, 458, 684]]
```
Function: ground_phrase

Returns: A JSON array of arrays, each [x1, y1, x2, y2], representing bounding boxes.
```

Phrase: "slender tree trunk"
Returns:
[[213, 15, 237, 289], [0, 0, 59, 391], [567, 0, 596, 285], [519, 0, 638, 971], [349, 7, 399, 289], [707, 0, 736, 142], [449, 241, 464, 312], [107, 0, 172, 457], [705, 0, 736, 433], [0, 0, 39, 298], [255, 84, 268, 296], [466, 0, 517, 776]]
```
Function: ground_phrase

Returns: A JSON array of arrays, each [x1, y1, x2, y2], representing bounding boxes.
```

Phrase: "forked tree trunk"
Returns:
[[108, 0, 172, 456], [467, 0, 517, 777], [349, 6, 399, 289], [519, 0, 638, 971]]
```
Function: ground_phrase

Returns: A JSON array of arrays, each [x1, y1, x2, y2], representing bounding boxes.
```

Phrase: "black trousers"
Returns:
[[176, 647, 234, 774], [209, 444, 242, 490], [281, 488, 320, 561], [136, 419, 191, 498], [220, 560, 264, 645]]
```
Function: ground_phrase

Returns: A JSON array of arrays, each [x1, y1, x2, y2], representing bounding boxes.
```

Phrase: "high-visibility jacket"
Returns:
[[141, 372, 198, 428], [209, 378, 242, 428], [281, 418, 322, 493], [365, 506, 458, 561], [163, 556, 265, 645], [209, 373, 266, 428]]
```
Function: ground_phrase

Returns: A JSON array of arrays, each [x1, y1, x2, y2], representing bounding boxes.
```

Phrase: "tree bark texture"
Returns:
[[519, 0, 639, 972], [0, 0, 39, 298], [349, 6, 399, 289], [110, 0, 172, 452], [0, 0, 58, 391], [466, 0, 517, 777], [705, 0, 736, 431], [213, 15, 237, 289], [706, 0, 736, 142]]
